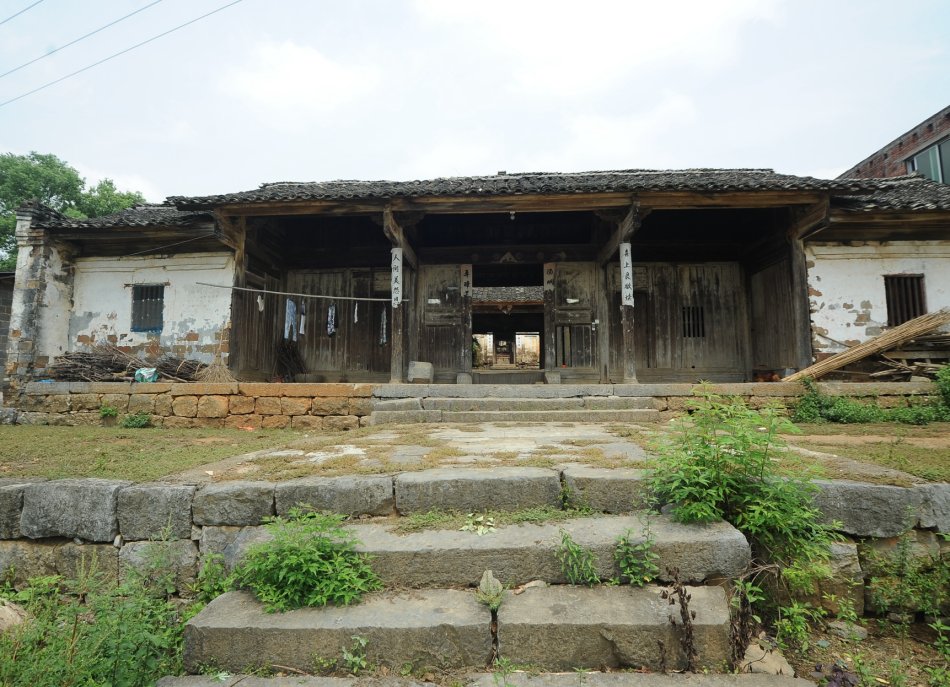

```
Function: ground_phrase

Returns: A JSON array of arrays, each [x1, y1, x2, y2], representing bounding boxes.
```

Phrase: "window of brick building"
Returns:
[[906, 138, 950, 183], [884, 275, 926, 326], [131, 284, 165, 332]]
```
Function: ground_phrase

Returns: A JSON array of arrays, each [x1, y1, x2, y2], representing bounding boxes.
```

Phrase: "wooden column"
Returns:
[[390, 247, 405, 383], [543, 262, 557, 376], [619, 242, 637, 383], [460, 264, 473, 375], [789, 236, 814, 371]]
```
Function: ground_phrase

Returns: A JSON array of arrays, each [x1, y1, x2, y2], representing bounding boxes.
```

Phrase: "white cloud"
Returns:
[[412, 0, 780, 96], [72, 162, 165, 203], [396, 130, 506, 180], [219, 40, 379, 120]]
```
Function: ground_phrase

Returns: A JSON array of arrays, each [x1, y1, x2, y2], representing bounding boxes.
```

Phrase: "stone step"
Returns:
[[182, 584, 732, 674], [370, 409, 660, 425], [160, 675, 813, 687], [220, 513, 751, 587], [419, 397, 656, 411]]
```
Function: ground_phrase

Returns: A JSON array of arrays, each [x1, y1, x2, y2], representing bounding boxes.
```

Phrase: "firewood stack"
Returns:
[[48, 345, 208, 383]]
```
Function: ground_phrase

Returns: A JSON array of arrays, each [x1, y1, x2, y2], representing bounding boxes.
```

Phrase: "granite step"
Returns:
[[370, 409, 660, 425], [419, 397, 656, 411]]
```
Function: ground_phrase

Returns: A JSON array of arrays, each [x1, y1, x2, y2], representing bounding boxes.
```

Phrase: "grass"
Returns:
[[0, 426, 303, 481]]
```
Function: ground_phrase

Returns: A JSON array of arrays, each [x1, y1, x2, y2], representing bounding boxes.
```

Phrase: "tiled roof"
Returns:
[[34, 204, 213, 229], [169, 169, 879, 208], [473, 286, 544, 303], [833, 175, 950, 212]]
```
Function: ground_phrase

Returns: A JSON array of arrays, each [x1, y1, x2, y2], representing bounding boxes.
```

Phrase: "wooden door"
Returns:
[[551, 262, 600, 381], [418, 264, 467, 382]]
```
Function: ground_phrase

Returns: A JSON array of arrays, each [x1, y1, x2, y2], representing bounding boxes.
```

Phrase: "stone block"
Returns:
[[544, 371, 561, 384], [88, 382, 132, 394], [195, 418, 225, 429], [0, 482, 37, 539], [497, 585, 730, 671], [372, 398, 422, 411], [192, 482, 275, 527], [120, 539, 198, 591], [280, 397, 311, 416], [276, 476, 394, 517], [129, 383, 173, 394], [183, 590, 491, 673], [45, 394, 70, 413], [118, 484, 196, 541], [0, 539, 57, 585], [172, 395, 199, 417], [917, 483, 950, 532], [370, 410, 442, 425], [71, 393, 101, 411], [255, 397, 281, 415], [859, 530, 940, 568], [322, 415, 359, 431], [561, 466, 650, 513], [456, 373, 473, 384], [290, 415, 322, 430], [128, 394, 156, 414], [164, 416, 201, 429], [54, 542, 119, 586], [282, 383, 373, 397], [310, 397, 349, 416], [25, 381, 72, 395], [20, 479, 130, 542], [407, 361, 434, 383], [101, 394, 130, 412], [197, 395, 229, 418], [228, 395, 256, 415], [347, 397, 374, 416], [812, 480, 924, 538], [198, 525, 244, 557], [224, 414, 262, 429], [395, 467, 560, 514], [262, 415, 290, 429], [154, 394, 174, 416], [171, 383, 239, 396]]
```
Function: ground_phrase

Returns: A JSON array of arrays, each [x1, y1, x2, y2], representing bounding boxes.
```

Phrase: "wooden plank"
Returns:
[[621, 303, 637, 382], [787, 198, 830, 240], [460, 264, 473, 374], [788, 237, 815, 371], [383, 207, 418, 270], [597, 203, 641, 265], [543, 263, 556, 374]]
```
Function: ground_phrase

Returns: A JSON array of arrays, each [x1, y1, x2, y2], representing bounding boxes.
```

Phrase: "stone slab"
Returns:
[[0, 482, 35, 539], [467, 673, 817, 687], [0, 539, 57, 584], [183, 589, 491, 673], [561, 465, 650, 513], [497, 584, 730, 671], [20, 479, 130, 542], [373, 398, 423, 411], [395, 467, 561, 513], [917, 483, 950, 532], [582, 396, 655, 410], [349, 514, 750, 587], [120, 539, 198, 590], [440, 410, 660, 423], [812, 480, 924, 538], [422, 398, 585, 411], [275, 476, 395, 517], [371, 410, 443, 425], [192, 482, 275, 527], [408, 361, 435, 383], [118, 484, 196, 541]]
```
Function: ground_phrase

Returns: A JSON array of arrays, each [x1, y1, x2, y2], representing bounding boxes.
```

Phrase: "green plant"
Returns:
[[774, 600, 824, 653], [614, 524, 660, 587], [341, 635, 368, 674], [865, 534, 949, 620], [661, 567, 697, 672], [234, 508, 381, 612], [120, 412, 151, 429], [936, 365, 950, 409], [461, 512, 496, 536], [99, 404, 118, 418], [475, 570, 505, 611], [556, 529, 599, 586], [793, 377, 950, 425], [925, 619, 950, 687], [191, 553, 235, 604]]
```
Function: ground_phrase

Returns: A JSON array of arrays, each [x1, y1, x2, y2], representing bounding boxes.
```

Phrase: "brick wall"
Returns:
[[840, 105, 950, 179]]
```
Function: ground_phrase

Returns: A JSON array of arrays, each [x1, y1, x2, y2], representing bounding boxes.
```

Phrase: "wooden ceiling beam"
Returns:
[[597, 203, 643, 265], [787, 198, 830, 240], [637, 191, 825, 209], [383, 206, 418, 270]]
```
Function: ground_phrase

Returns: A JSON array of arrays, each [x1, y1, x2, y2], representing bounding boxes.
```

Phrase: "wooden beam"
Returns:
[[638, 190, 825, 209], [789, 237, 814, 371], [598, 203, 642, 265], [383, 207, 418, 270], [787, 198, 830, 240], [543, 263, 556, 375]]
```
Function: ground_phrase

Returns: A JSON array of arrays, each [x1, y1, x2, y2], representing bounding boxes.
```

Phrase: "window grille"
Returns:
[[131, 284, 164, 332], [682, 305, 705, 338], [884, 275, 926, 326]]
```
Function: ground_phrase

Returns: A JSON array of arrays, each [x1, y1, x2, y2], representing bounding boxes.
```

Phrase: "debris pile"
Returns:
[[48, 345, 208, 383]]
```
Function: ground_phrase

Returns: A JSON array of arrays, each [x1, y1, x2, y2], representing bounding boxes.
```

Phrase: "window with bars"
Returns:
[[884, 275, 926, 326], [682, 305, 706, 338], [131, 284, 165, 332]]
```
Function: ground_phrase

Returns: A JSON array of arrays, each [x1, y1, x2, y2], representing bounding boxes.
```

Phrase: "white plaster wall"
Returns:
[[36, 244, 74, 359], [66, 252, 235, 363], [806, 241, 950, 356]]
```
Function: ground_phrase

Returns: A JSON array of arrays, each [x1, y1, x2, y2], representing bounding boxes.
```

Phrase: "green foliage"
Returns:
[[474, 570, 505, 611], [865, 535, 950, 619], [556, 529, 599, 586], [925, 619, 950, 687], [774, 600, 825, 652], [190, 553, 235, 604], [341, 635, 368, 674], [99, 404, 118, 418], [613, 525, 660, 587], [0, 151, 145, 269], [650, 390, 835, 579], [235, 508, 380, 612], [460, 512, 496, 536], [0, 571, 184, 686], [120, 412, 152, 429], [793, 377, 950, 425]]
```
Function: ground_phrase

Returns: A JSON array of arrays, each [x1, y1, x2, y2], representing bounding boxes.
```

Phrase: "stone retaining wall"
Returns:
[[11, 382, 375, 429], [1, 472, 946, 606]]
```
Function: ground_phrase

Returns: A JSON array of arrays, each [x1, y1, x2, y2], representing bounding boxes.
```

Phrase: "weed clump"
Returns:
[[793, 376, 950, 425]]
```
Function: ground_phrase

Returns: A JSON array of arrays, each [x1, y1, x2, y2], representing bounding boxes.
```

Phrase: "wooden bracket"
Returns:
[[788, 198, 830, 241], [597, 203, 643, 265], [383, 206, 418, 270]]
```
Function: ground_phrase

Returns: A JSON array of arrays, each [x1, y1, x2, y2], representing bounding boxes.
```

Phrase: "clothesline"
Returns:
[[195, 281, 408, 303]]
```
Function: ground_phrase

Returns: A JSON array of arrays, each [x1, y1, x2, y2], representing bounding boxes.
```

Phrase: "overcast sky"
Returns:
[[0, 0, 947, 202]]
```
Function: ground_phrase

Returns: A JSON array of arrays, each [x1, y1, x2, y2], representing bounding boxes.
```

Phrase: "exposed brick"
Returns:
[[197, 395, 229, 418], [128, 395, 156, 414], [280, 397, 311, 416], [172, 395, 198, 418], [261, 415, 290, 429], [311, 397, 349, 416], [228, 395, 256, 415], [225, 414, 262, 430], [154, 394, 173, 416], [291, 415, 323, 430], [322, 415, 359, 431], [101, 394, 130, 412], [255, 397, 281, 415]]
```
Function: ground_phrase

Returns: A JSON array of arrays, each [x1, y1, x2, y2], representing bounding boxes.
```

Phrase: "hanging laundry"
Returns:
[[284, 298, 298, 341], [379, 308, 387, 344], [327, 303, 337, 336], [256, 294, 264, 312], [354, 302, 359, 323], [299, 302, 307, 336]]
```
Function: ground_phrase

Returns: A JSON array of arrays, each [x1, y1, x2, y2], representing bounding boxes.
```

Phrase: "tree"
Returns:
[[0, 152, 146, 270]]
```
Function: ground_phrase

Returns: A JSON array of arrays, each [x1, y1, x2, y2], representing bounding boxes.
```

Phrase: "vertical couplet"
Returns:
[[619, 242, 637, 382], [390, 247, 404, 383]]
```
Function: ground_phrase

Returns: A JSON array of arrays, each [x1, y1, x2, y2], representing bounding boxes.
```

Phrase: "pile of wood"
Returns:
[[48, 345, 209, 383], [784, 308, 950, 382]]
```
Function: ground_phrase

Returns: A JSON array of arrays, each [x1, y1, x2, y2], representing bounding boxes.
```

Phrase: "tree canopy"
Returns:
[[0, 152, 147, 270]]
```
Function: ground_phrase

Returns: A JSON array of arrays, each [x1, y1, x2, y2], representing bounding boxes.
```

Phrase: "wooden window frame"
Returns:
[[130, 284, 165, 333], [884, 274, 926, 327]]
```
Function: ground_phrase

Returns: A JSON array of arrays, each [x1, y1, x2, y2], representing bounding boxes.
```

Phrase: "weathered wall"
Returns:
[[66, 252, 235, 363], [805, 241, 950, 357]]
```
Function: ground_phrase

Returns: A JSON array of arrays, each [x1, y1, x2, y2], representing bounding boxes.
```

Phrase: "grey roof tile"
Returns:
[[35, 204, 213, 229]]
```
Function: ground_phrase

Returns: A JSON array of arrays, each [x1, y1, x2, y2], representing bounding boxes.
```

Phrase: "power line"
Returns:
[[0, 0, 165, 81], [0, 0, 44, 27], [197, 282, 408, 304], [0, 0, 245, 109]]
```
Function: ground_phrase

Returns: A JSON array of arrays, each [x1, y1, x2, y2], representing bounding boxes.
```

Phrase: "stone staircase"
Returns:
[[370, 384, 661, 425], [171, 468, 808, 685]]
